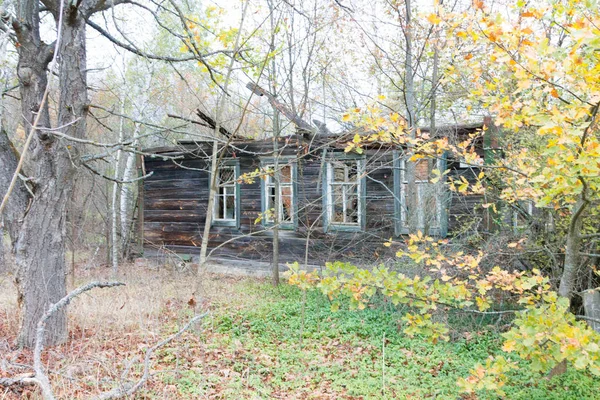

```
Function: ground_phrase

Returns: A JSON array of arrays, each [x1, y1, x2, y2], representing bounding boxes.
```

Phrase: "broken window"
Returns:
[[325, 158, 365, 230], [393, 153, 448, 237], [263, 163, 296, 227], [214, 164, 238, 224]]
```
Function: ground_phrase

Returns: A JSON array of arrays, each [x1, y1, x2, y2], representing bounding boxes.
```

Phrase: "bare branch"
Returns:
[[195, 109, 233, 138], [92, 313, 208, 400], [333, 0, 354, 12], [86, 19, 235, 63], [0, 282, 125, 399], [581, 233, 600, 239], [1, 286, 207, 400], [81, 162, 154, 184], [0, 376, 39, 388], [246, 82, 315, 137], [576, 315, 600, 326], [167, 113, 213, 129]]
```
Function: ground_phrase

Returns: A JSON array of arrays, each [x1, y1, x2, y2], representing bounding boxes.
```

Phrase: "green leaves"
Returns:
[[288, 226, 600, 395], [501, 298, 600, 377], [457, 356, 516, 395]]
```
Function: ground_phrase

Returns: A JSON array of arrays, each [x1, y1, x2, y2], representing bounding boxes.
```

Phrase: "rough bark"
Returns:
[[0, 130, 30, 245], [558, 198, 585, 299], [0, 29, 29, 258], [12, 0, 89, 347], [11, 0, 65, 347], [0, 230, 5, 274]]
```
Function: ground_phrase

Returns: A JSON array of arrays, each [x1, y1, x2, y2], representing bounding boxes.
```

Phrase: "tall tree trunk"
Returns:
[[268, 0, 280, 286], [0, 224, 5, 274], [403, 0, 418, 233], [0, 33, 21, 270], [428, 0, 441, 235], [111, 95, 125, 274], [199, 140, 218, 267], [120, 148, 137, 257], [558, 198, 586, 299], [197, 1, 248, 282], [14, 5, 89, 347], [272, 109, 280, 286], [11, 0, 66, 347]]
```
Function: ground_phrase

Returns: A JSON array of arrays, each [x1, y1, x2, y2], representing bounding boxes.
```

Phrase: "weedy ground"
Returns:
[[0, 262, 598, 399]]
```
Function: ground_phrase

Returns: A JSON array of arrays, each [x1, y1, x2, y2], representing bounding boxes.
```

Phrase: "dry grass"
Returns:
[[0, 261, 266, 399]]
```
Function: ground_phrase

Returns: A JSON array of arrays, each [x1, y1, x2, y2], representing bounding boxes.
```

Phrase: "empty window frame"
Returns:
[[213, 162, 240, 226], [324, 158, 365, 231], [262, 162, 297, 228]]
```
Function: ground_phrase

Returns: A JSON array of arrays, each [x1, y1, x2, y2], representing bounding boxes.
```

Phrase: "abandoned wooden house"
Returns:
[[141, 85, 497, 265]]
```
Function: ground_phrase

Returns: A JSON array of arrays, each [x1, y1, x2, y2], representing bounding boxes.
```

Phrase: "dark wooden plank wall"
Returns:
[[143, 140, 483, 265]]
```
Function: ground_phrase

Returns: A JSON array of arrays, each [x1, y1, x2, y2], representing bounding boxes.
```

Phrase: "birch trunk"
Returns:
[[120, 125, 140, 257], [111, 95, 125, 275], [120, 152, 133, 253]]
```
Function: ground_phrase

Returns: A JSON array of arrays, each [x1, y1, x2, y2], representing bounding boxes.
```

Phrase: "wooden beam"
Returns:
[[246, 82, 315, 138], [195, 110, 233, 138]]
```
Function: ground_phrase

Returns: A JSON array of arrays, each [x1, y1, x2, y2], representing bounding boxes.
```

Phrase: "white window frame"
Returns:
[[212, 162, 240, 227], [393, 152, 448, 237], [262, 161, 297, 229], [324, 157, 365, 231]]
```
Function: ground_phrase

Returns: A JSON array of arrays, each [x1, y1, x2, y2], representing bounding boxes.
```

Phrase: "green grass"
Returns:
[[170, 280, 600, 399]]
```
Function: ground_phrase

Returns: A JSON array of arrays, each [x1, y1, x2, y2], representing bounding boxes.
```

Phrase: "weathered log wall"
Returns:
[[143, 137, 483, 265]]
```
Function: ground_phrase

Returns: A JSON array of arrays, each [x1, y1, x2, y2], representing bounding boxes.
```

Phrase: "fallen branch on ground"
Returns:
[[0, 281, 125, 399], [92, 312, 208, 400], [0, 281, 208, 400]]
